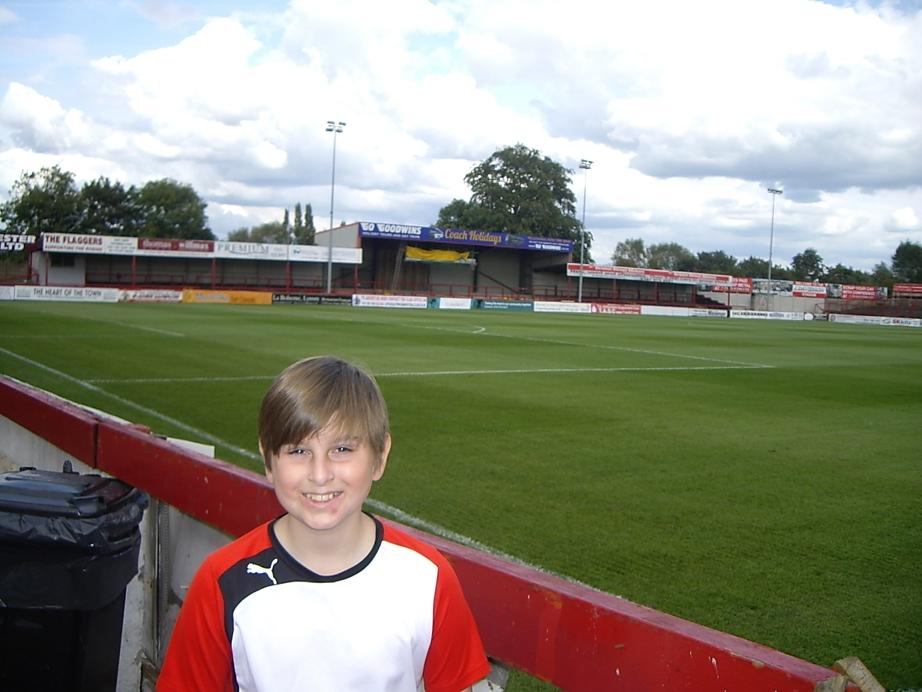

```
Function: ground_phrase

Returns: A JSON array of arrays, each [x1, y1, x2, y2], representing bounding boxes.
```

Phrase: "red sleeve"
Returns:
[[156, 555, 235, 692], [422, 557, 491, 692]]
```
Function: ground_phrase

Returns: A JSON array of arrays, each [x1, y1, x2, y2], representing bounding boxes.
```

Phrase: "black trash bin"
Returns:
[[0, 462, 148, 692]]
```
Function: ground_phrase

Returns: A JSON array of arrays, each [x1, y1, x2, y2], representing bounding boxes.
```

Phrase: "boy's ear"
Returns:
[[259, 441, 273, 481], [372, 434, 392, 481]]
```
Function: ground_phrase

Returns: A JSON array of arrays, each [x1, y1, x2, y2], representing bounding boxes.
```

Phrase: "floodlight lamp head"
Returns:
[[768, 187, 783, 195], [580, 159, 593, 169]]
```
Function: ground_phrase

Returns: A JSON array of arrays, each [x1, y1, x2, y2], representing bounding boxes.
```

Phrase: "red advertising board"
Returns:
[[841, 285, 878, 300], [792, 281, 827, 298], [138, 238, 214, 254], [591, 303, 642, 314], [567, 263, 732, 287], [703, 277, 752, 294], [893, 283, 922, 297]]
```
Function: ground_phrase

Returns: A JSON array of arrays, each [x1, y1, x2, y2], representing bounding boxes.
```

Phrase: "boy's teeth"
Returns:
[[306, 492, 338, 501]]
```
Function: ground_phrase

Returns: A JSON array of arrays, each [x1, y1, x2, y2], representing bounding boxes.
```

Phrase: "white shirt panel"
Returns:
[[231, 541, 438, 691]]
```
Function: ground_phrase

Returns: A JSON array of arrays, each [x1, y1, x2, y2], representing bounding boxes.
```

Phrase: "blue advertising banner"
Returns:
[[477, 299, 534, 311], [358, 222, 571, 253]]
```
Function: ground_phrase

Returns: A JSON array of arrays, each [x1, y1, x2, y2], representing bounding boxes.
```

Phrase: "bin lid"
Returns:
[[0, 466, 136, 518]]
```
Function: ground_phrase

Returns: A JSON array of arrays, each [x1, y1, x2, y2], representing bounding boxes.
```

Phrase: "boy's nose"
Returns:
[[308, 456, 334, 484]]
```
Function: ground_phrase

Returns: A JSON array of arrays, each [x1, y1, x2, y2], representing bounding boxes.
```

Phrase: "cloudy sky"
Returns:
[[1, 0, 920, 271]]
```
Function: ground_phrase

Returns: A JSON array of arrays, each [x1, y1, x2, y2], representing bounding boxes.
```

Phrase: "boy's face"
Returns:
[[264, 426, 390, 539]]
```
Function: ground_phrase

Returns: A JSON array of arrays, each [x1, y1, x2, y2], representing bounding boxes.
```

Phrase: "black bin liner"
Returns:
[[0, 462, 149, 692]]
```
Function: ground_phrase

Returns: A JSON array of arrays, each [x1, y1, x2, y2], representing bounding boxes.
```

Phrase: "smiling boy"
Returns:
[[158, 356, 490, 691]]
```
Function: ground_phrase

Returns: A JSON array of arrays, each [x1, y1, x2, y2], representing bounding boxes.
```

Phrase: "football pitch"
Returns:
[[1, 301, 920, 689]]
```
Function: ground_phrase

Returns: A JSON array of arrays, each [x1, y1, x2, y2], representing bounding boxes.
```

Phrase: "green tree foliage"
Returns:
[[1, 166, 82, 235], [737, 256, 769, 278], [1, 168, 213, 240], [696, 250, 738, 275], [436, 199, 482, 230], [436, 144, 589, 259], [232, 204, 318, 245], [791, 248, 825, 281], [612, 238, 648, 267], [891, 240, 922, 283], [78, 177, 143, 236], [226, 227, 250, 241], [870, 262, 895, 288], [823, 263, 870, 285], [227, 221, 288, 243], [294, 203, 303, 240], [297, 203, 316, 245], [136, 179, 213, 240], [646, 242, 696, 270]]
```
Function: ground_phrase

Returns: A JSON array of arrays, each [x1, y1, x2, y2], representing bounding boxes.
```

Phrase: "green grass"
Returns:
[[2, 301, 920, 690]]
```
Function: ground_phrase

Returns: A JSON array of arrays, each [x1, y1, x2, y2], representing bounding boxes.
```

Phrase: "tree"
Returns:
[[227, 222, 288, 244], [294, 203, 316, 245], [737, 256, 769, 278], [696, 250, 738, 275], [282, 209, 291, 242], [612, 238, 648, 267], [0, 166, 82, 236], [136, 179, 213, 239], [294, 203, 303, 242], [791, 248, 825, 281], [227, 227, 251, 241], [436, 199, 486, 230], [823, 263, 870, 286], [436, 144, 588, 257], [645, 242, 695, 271], [891, 240, 922, 283], [870, 261, 895, 288], [78, 177, 143, 236]]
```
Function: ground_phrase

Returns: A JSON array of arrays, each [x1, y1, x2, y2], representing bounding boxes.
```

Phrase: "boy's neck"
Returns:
[[276, 512, 377, 576]]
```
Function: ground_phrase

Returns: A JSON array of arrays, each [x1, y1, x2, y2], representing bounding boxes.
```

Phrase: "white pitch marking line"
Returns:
[[375, 365, 771, 377], [397, 321, 770, 369], [86, 363, 771, 384], [106, 320, 185, 337], [0, 347, 545, 571], [0, 346, 253, 459], [14, 308, 185, 338], [88, 375, 275, 384]]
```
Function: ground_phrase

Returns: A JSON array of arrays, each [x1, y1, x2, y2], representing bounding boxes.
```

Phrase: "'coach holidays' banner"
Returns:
[[358, 222, 572, 253]]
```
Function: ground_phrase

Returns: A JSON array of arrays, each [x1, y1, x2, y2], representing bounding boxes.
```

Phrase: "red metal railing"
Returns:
[[0, 376, 853, 691]]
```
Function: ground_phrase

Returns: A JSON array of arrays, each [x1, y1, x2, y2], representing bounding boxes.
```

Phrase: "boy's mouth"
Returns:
[[303, 491, 342, 503]]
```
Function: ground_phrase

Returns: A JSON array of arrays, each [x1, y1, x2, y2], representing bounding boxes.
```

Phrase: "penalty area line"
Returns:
[[0, 347, 545, 575], [374, 364, 772, 377], [86, 363, 773, 385], [0, 346, 255, 459]]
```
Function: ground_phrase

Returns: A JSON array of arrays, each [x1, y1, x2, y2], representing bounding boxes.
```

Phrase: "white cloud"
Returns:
[[891, 206, 919, 230], [1, 0, 919, 269], [0, 83, 93, 151]]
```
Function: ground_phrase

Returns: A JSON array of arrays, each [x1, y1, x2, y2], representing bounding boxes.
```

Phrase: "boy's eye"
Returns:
[[334, 446, 353, 454]]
